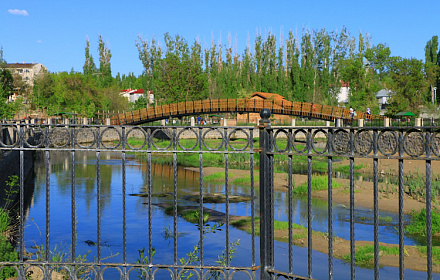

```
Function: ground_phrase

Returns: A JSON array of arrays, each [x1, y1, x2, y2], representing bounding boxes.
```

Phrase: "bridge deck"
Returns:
[[111, 99, 383, 125]]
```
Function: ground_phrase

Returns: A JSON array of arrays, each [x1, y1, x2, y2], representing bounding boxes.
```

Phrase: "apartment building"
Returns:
[[3, 62, 47, 102], [4, 62, 47, 87]]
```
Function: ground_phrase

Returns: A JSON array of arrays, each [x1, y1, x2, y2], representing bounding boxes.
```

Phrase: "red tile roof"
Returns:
[[121, 88, 144, 94]]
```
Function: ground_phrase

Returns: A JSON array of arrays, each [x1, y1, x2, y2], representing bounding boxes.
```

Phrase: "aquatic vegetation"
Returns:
[[406, 208, 440, 236]]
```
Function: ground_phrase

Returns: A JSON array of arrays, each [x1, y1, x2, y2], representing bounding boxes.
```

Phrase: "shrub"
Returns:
[[0, 236, 18, 278]]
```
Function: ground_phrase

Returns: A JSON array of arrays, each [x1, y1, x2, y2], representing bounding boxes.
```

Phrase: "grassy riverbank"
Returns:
[[130, 138, 365, 175]]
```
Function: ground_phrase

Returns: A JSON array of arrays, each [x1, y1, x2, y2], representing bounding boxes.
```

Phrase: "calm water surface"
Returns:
[[23, 151, 434, 279]]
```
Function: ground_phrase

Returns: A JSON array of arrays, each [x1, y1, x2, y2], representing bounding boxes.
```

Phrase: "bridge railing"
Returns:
[[110, 99, 384, 125]]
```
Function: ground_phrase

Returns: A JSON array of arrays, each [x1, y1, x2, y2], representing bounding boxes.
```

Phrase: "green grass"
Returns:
[[417, 246, 440, 265], [164, 206, 210, 224], [334, 163, 367, 173], [404, 172, 440, 201], [0, 210, 10, 233], [342, 245, 400, 268], [181, 210, 210, 224], [125, 138, 147, 148], [274, 220, 305, 230], [231, 217, 305, 234], [378, 216, 393, 223], [293, 176, 341, 195], [406, 208, 440, 236], [233, 174, 260, 185], [204, 172, 235, 182]]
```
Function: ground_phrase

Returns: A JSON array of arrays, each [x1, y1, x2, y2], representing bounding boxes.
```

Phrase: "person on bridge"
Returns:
[[366, 107, 371, 122], [349, 106, 354, 125]]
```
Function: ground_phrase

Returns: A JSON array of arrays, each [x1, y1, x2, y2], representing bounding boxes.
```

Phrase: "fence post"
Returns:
[[259, 108, 274, 280]]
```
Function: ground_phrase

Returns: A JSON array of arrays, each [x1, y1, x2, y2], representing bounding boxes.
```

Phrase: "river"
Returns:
[[22, 150, 434, 279]]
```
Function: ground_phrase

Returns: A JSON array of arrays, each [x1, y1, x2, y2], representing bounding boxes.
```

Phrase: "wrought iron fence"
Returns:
[[0, 109, 437, 279]]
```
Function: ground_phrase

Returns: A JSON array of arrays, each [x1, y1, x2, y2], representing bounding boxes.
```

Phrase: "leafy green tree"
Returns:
[[387, 57, 428, 115], [131, 95, 148, 110], [32, 69, 55, 109], [155, 34, 208, 104], [0, 47, 15, 119], [136, 35, 162, 95], [365, 43, 392, 82], [0, 48, 13, 100]]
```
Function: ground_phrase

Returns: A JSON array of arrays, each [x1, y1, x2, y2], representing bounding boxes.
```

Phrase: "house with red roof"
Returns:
[[120, 89, 154, 103]]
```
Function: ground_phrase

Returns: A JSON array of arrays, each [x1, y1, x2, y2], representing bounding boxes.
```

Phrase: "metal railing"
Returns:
[[0, 109, 437, 279]]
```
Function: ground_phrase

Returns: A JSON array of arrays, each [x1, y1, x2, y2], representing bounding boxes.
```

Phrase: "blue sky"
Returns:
[[0, 0, 438, 77]]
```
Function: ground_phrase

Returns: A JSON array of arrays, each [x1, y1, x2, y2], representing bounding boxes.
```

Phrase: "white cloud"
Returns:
[[36, 40, 43, 44], [8, 9, 29, 16]]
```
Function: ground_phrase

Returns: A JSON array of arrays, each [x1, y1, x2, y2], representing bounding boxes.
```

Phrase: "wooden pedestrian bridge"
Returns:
[[110, 98, 383, 125]]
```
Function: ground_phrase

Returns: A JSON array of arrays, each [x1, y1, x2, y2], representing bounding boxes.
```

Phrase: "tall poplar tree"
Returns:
[[300, 29, 315, 102], [136, 35, 162, 93], [312, 28, 331, 102], [97, 35, 112, 87], [83, 37, 97, 76], [424, 36, 440, 103]]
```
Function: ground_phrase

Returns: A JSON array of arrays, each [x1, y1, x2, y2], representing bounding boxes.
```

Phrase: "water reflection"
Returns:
[[23, 150, 433, 280]]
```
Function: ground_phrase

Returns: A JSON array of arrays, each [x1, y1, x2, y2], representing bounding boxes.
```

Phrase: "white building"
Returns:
[[4, 62, 47, 102], [120, 89, 154, 103], [4, 62, 47, 87], [376, 89, 393, 115], [336, 81, 350, 104]]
